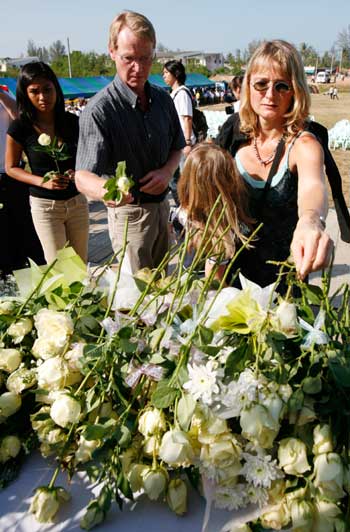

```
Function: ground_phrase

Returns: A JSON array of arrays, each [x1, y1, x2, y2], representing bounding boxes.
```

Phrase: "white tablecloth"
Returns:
[[0, 453, 243, 532]]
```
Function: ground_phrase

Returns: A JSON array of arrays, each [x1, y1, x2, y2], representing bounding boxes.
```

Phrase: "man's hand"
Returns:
[[139, 168, 171, 195], [104, 192, 134, 208]]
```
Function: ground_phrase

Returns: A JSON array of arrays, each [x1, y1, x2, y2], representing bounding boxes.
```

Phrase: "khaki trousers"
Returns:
[[29, 194, 89, 264], [107, 200, 170, 274]]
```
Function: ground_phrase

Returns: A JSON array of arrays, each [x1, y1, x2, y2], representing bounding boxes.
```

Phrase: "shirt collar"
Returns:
[[113, 74, 152, 109]]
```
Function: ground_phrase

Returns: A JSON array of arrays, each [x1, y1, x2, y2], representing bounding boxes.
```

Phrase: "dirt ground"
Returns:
[[203, 90, 350, 207]]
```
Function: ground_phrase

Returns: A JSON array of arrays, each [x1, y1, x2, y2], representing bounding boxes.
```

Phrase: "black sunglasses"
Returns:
[[252, 80, 292, 94]]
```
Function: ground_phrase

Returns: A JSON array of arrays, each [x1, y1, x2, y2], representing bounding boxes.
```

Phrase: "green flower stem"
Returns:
[[48, 423, 75, 489], [104, 217, 129, 320]]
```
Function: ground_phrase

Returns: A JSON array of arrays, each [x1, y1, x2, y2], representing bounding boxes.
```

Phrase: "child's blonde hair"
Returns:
[[178, 143, 252, 258]]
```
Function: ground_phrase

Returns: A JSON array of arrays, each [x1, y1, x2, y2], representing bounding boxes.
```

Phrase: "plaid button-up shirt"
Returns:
[[76, 75, 185, 203]]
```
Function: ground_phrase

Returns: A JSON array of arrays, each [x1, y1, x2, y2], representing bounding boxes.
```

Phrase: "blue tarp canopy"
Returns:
[[0, 72, 214, 99]]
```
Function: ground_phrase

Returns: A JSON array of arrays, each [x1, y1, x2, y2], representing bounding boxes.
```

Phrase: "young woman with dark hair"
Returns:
[[5, 62, 89, 264]]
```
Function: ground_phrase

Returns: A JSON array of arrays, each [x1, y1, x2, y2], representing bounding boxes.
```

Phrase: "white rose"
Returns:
[[50, 394, 81, 427], [32, 337, 63, 359], [315, 498, 343, 530], [289, 498, 315, 530], [0, 300, 15, 315], [138, 408, 166, 436], [64, 343, 85, 372], [38, 133, 51, 146], [278, 438, 310, 476], [117, 175, 132, 194], [142, 466, 168, 500], [0, 348, 22, 372], [260, 501, 290, 530], [159, 429, 195, 466], [0, 391, 22, 420], [274, 300, 299, 337], [200, 433, 241, 467], [34, 309, 73, 347], [7, 317, 32, 343], [240, 404, 279, 448], [30, 487, 69, 523], [37, 357, 70, 391], [143, 435, 158, 457], [0, 435, 21, 463], [313, 453, 345, 500], [261, 392, 284, 424], [6, 367, 36, 393], [312, 424, 333, 455], [75, 436, 100, 463], [128, 463, 149, 492], [166, 478, 187, 515]]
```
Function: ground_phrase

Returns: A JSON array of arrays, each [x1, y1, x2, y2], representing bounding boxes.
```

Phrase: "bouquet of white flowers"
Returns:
[[0, 237, 349, 531]]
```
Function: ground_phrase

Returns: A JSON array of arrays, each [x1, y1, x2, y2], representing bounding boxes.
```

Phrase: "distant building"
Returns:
[[157, 51, 224, 72], [0, 56, 40, 73]]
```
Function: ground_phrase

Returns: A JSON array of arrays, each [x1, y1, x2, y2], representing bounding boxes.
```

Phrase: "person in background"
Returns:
[[216, 40, 333, 288], [0, 87, 44, 275], [231, 75, 244, 112], [5, 62, 89, 264], [75, 11, 184, 273], [163, 60, 195, 206]]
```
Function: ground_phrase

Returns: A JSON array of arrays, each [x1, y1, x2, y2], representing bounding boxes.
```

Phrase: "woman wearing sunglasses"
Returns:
[[216, 39, 333, 288]]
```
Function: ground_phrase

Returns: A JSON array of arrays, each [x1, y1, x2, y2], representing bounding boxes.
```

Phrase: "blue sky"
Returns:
[[2, 0, 349, 58]]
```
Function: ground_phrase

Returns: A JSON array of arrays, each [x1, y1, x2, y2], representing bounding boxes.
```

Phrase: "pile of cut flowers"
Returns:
[[0, 240, 350, 532]]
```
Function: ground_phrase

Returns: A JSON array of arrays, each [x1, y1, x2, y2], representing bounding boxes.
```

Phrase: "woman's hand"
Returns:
[[42, 173, 70, 191], [290, 214, 334, 280], [104, 192, 134, 208]]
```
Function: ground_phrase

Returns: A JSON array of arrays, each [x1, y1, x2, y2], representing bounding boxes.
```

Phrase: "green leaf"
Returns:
[[151, 381, 179, 408], [177, 393, 196, 431], [329, 359, 350, 387], [83, 420, 117, 440], [198, 325, 214, 346], [303, 284, 323, 305], [302, 376, 322, 394]]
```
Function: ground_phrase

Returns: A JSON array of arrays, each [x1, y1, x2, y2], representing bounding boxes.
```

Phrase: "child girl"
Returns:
[[177, 142, 252, 280], [5, 62, 89, 263]]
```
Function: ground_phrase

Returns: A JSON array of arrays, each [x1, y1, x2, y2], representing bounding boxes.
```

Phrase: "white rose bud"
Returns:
[[159, 429, 195, 467], [0, 300, 15, 315], [166, 478, 187, 515], [240, 404, 279, 449], [0, 348, 22, 372], [289, 498, 315, 530], [80, 504, 104, 530], [143, 435, 158, 457], [260, 501, 290, 530], [138, 408, 166, 436], [75, 436, 100, 463], [142, 466, 169, 501], [37, 357, 70, 391], [275, 300, 299, 337], [312, 424, 333, 455], [128, 463, 149, 492], [117, 175, 132, 194], [32, 337, 63, 359], [50, 394, 81, 428], [6, 367, 37, 393], [34, 309, 73, 348], [0, 391, 22, 420], [38, 133, 51, 146], [278, 438, 310, 476], [30, 486, 69, 523], [313, 453, 345, 500], [0, 435, 21, 462], [7, 317, 32, 343]]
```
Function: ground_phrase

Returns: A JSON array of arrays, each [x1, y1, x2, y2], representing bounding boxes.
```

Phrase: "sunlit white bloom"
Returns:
[[214, 484, 247, 510], [183, 360, 224, 405], [116, 175, 132, 194], [202, 287, 241, 328], [38, 133, 51, 146], [34, 309, 73, 349], [218, 369, 265, 418], [299, 310, 329, 349], [239, 274, 276, 309], [241, 452, 283, 488], [245, 484, 269, 507]]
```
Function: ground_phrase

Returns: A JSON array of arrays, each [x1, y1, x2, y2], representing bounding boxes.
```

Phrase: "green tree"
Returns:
[[27, 39, 49, 62], [49, 40, 66, 63], [299, 42, 318, 65]]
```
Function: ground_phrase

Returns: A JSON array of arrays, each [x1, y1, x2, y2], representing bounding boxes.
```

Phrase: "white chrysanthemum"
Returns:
[[245, 484, 269, 507], [214, 484, 247, 511], [183, 360, 224, 405], [241, 452, 283, 488], [218, 369, 266, 418]]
